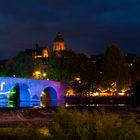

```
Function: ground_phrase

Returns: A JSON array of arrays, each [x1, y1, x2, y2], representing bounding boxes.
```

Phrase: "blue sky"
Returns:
[[0, 0, 140, 59]]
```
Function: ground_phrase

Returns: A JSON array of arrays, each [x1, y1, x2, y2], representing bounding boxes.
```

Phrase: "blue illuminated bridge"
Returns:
[[0, 77, 72, 107]]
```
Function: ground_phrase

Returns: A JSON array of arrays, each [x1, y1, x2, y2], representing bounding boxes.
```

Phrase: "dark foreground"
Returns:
[[0, 107, 55, 127], [0, 105, 140, 127], [0, 106, 140, 140]]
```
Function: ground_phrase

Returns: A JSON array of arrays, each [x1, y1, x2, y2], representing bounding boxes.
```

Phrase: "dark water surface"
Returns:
[[0, 100, 129, 109]]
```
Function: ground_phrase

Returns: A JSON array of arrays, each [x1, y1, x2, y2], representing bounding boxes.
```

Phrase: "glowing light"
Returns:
[[65, 103, 69, 107], [94, 92, 99, 96], [118, 92, 125, 96], [75, 77, 80, 81], [33, 71, 41, 79], [42, 73, 46, 77], [66, 89, 75, 97], [35, 71, 41, 75]]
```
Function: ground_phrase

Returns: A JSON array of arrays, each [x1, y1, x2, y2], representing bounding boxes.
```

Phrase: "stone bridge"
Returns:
[[0, 77, 71, 107]]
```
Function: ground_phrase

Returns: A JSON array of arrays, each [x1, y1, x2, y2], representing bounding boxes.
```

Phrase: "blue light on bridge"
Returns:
[[0, 77, 67, 108]]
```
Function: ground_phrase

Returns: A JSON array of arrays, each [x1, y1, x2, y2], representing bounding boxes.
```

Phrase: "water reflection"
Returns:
[[0, 100, 61, 108], [0, 100, 128, 108], [64, 102, 127, 107]]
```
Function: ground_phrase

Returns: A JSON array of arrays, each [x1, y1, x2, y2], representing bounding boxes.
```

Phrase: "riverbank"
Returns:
[[0, 107, 55, 127], [0, 106, 140, 139], [0, 105, 140, 127]]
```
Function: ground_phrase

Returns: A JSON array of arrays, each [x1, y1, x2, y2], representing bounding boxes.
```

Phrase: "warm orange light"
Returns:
[[35, 71, 41, 75], [75, 77, 80, 81], [33, 71, 41, 79], [118, 92, 125, 96]]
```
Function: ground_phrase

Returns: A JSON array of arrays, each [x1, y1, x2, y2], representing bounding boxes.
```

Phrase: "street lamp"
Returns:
[[33, 71, 41, 79]]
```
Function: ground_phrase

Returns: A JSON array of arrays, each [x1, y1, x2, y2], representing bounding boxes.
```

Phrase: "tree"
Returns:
[[0, 65, 7, 76], [47, 50, 83, 82], [102, 43, 130, 90], [12, 51, 35, 78], [4, 59, 15, 76]]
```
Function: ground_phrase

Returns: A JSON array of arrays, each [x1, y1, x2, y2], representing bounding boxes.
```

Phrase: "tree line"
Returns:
[[0, 43, 140, 94]]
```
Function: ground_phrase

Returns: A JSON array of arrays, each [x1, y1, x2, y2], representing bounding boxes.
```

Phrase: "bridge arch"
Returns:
[[0, 77, 66, 107], [40, 86, 57, 107], [18, 83, 30, 102], [9, 83, 31, 102]]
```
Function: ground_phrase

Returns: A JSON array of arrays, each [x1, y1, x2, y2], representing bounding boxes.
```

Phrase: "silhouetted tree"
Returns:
[[102, 43, 130, 90], [47, 50, 84, 82], [12, 51, 35, 77]]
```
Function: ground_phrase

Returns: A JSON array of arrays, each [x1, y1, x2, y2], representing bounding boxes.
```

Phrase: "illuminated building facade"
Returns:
[[26, 44, 50, 59], [25, 32, 66, 62], [53, 32, 66, 52]]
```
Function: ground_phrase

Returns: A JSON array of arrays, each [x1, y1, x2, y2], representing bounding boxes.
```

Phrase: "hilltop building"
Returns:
[[53, 32, 66, 52], [26, 44, 50, 59], [25, 32, 66, 64]]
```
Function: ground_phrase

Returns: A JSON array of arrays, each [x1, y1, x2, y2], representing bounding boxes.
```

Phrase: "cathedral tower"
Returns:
[[53, 32, 66, 51]]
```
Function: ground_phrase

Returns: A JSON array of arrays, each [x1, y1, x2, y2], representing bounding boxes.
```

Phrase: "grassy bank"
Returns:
[[49, 107, 140, 140], [0, 127, 48, 140], [0, 107, 140, 140]]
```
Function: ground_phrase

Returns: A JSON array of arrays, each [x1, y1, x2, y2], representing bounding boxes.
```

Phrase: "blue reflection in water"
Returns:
[[0, 100, 60, 108], [0, 101, 127, 108]]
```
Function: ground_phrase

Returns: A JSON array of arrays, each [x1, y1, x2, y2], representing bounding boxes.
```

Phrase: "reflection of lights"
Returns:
[[118, 104, 126, 106]]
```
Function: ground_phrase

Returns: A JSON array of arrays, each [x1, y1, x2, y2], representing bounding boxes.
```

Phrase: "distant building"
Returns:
[[25, 32, 66, 64], [25, 44, 50, 65], [26, 44, 50, 59], [53, 32, 66, 51]]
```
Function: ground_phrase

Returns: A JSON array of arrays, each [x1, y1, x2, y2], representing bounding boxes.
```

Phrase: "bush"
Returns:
[[49, 107, 140, 140], [0, 127, 48, 140]]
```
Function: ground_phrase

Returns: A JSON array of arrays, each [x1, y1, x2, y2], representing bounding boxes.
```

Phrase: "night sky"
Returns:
[[0, 0, 140, 59]]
